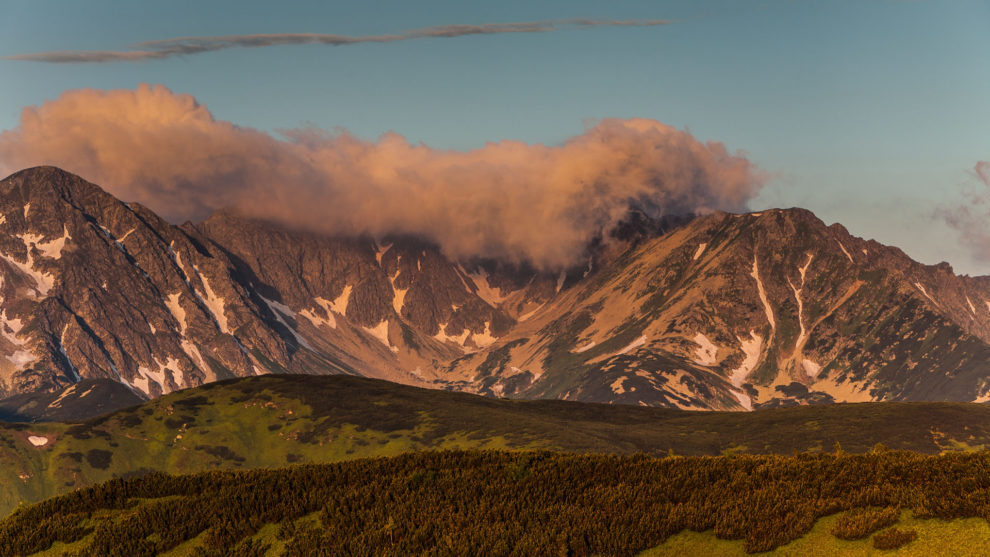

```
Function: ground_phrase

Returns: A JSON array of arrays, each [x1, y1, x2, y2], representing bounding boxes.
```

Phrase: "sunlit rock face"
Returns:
[[4, 166, 990, 411]]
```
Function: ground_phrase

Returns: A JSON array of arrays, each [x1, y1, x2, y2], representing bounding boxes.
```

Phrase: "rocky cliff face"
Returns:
[[3, 167, 990, 410]]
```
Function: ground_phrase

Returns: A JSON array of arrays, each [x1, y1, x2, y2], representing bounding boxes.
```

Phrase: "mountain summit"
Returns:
[[2, 167, 989, 411]]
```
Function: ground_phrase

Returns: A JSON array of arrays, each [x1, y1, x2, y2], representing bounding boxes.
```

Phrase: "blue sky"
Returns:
[[1, 0, 988, 273]]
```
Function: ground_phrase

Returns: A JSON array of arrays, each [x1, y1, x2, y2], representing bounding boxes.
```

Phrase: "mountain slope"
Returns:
[[0, 167, 553, 399], [445, 209, 990, 409], [0, 166, 298, 397], [3, 166, 990, 410], [0, 380, 143, 422]]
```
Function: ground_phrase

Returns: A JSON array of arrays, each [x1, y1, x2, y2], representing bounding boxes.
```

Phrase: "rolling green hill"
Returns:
[[4, 374, 990, 519]]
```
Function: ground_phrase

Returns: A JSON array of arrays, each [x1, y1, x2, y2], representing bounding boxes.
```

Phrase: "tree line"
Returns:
[[2, 448, 989, 555]]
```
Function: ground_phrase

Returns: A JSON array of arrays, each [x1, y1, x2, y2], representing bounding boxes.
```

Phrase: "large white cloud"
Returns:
[[0, 84, 765, 268]]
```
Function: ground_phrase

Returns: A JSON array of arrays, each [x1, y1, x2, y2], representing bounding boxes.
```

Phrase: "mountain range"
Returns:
[[2, 165, 990, 413]]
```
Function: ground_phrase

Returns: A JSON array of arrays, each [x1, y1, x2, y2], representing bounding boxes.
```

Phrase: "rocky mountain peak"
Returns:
[[3, 167, 990, 413]]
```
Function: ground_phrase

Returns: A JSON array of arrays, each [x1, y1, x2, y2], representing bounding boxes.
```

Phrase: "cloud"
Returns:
[[937, 161, 990, 265], [977, 161, 990, 187], [2, 19, 671, 64], [0, 85, 763, 269]]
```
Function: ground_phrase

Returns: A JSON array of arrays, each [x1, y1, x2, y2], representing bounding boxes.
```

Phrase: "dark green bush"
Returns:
[[830, 506, 899, 540], [872, 527, 917, 550]]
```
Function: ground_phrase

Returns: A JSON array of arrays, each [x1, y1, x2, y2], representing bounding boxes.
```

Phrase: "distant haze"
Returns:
[[0, 84, 764, 269]]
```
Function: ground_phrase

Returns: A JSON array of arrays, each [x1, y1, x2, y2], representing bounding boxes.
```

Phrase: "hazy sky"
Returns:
[[0, 0, 988, 273]]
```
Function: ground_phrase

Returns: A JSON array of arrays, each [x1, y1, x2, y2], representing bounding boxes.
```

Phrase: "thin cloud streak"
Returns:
[[2, 19, 672, 64]]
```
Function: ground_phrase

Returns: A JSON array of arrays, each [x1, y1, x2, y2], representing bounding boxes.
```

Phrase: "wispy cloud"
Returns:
[[937, 161, 990, 264], [2, 19, 671, 64]]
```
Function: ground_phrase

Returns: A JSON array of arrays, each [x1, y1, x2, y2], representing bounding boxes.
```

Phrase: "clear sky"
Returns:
[[1, 0, 988, 273]]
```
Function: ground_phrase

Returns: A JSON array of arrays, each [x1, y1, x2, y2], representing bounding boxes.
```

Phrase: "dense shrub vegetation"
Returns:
[[829, 506, 899, 540], [3, 449, 984, 555], [872, 527, 918, 550]]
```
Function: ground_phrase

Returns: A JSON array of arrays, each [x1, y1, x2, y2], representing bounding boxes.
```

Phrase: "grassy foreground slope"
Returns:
[[5, 450, 990, 556], [4, 374, 990, 518], [645, 511, 990, 556]]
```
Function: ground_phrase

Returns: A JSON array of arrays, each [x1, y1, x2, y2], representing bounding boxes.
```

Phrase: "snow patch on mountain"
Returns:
[[729, 331, 762, 387], [171, 248, 189, 283], [58, 324, 79, 381], [572, 341, 596, 354], [6, 350, 35, 369], [375, 242, 392, 265], [837, 240, 854, 263], [388, 270, 409, 315], [1, 311, 25, 346], [198, 275, 229, 334], [330, 285, 351, 315], [299, 298, 337, 330], [130, 363, 170, 396], [165, 293, 187, 335], [1, 242, 56, 296], [750, 255, 775, 330], [20, 225, 71, 259], [616, 335, 647, 356], [259, 294, 313, 350], [802, 358, 822, 377], [518, 303, 545, 322], [391, 283, 409, 314], [472, 322, 498, 348], [787, 253, 814, 359], [692, 243, 707, 261], [2, 310, 35, 370], [914, 282, 938, 306], [434, 323, 471, 350], [27, 435, 48, 447], [180, 340, 209, 379], [467, 268, 508, 307], [692, 333, 718, 366], [731, 390, 752, 411], [363, 320, 396, 352], [159, 357, 185, 388]]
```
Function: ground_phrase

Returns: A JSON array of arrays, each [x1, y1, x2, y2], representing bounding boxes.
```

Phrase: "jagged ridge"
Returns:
[[2, 166, 990, 410]]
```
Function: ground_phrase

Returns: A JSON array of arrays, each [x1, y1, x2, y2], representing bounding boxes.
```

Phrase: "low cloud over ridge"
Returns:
[[3, 19, 671, 64], [0, 85, 764, 268], [940, 161, 990, 265]]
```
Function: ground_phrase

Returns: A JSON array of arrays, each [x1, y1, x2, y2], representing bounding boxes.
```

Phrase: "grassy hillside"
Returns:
[[5, 450, 990, 556], [4, 374, 990, 518]]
